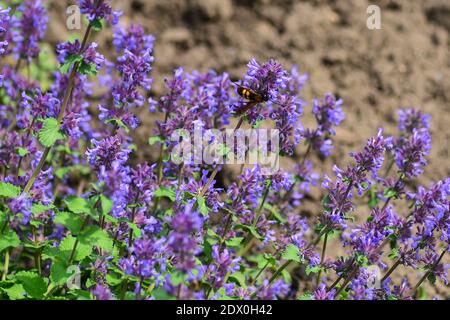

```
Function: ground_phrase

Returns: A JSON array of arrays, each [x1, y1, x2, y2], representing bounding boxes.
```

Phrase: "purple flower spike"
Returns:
[[79, 0, 122, 25], [11, 0, 47, 61]]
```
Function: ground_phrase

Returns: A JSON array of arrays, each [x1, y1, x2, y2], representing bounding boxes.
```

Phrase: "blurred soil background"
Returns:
[[44, 0, 449, 298]]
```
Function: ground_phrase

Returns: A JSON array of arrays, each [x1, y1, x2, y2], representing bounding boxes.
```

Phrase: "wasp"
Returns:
[[233, 82, 271, 115]]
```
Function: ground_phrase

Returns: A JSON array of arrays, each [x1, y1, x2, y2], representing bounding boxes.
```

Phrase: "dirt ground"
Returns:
[[45, 0, 449, 298]]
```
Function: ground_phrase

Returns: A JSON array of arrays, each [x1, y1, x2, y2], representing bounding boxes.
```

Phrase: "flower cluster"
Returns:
[[0, 0, 447, 302]]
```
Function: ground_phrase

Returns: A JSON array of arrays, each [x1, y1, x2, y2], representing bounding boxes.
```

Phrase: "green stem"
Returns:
[[316, 231, 329, 288], [411, 250, 446, 296], [21, 23, 93, 195], [2, 249, 10, 281]]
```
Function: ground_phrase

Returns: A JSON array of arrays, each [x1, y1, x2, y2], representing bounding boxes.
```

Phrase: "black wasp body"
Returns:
[[233, 83, 271, 115], [236, 84, 269, 103]]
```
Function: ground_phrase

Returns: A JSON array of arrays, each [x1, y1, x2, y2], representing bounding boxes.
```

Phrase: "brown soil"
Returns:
[[45, 0, 449, 298]]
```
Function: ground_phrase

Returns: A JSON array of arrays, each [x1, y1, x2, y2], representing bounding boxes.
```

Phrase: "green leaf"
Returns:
[[170, 271, 186, 286], [384, 188, 397, 199], [153, 187, 176, 201], [54, 211, 84, 235], [64, 196, 91, 214], [14, 271, 47, 299], [427, 273, 436, 285], [79, 226, 113, 252], [298, 292, 313, 300], [229, 272, 246, 288], [2, 284, 26, 300], [59, 54, 83, 74], [281, 244, 300, 263], [0, 182, 20, 198], [305, 265, 321, 275], [148, 135, 163, 145], [58, 235, 92, 262], [38, 117, 64, 147], [264, 203, 286, 223], [0, 229, 20, 252], [388, 247, 400, 260], [78, 62, 98, 76], [17, 147, 28, 157], [235, 224, 264, 241], [90, 18, 103, 31], [50, 260, 71, 285], [31, 203, 54, 215], [368, 187, 379, 209], [196, 196, 209, 216], [100, 195, 113, 215], [225, 237, 244, 247], [355, 253, 369, 267]]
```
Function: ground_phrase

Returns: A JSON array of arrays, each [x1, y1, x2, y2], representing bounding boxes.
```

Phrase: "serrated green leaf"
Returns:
[[38, 117, 64, 147], [229, 272, 246, 288], [59, 54, 83, 74], [31, 203, 54, 215], [388, 247, 400, 260], [0, 182, 20, 198], [225, 237, 244, 247], [100, 195, 112, 215], [50, 260, 70, 285], [54, 211, 84, 235], [78, 62, 98, 76], [281, 244, 300, 263], [235, 224, 264, 241], [298, 292, 313, 300], [196, 196, 209, 216], [14, 271, 47, 299], [384, 188, 397, 199], [64, 196, 91, 214], [153, 187, 176, 201], [58, 235, 92, 262], [90, 18, 103, 31], [0, 229, 20, 252], [17, 147, 28, 157], [79, 226, 113, 252], [305, 265, 321, 275], [2, 283, 26, 300]]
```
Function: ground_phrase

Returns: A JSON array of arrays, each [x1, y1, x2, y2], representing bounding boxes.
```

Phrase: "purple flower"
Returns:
[[302, 93, 345, 157], [113, 24, 155, 56], [120, 237, 166, 279], [257, 279, 290, 300], [167, 204, 203, 272], [241, 59, 289, 123], [21, 90, 60, 119], [11, 0, 47, 61], [393, 128, 431, 178], [79, 0, 121, 24], [8, 193, 32, 225], [57, 40, 104, 74], [314, 283, 335, 300], [92, 283, 114, 300], [0, 7, 11, 56], [398, 108, 430, 133], [112, 49, 153, 106], [342, 128, 386, 193], [86, 135, 130, 171]]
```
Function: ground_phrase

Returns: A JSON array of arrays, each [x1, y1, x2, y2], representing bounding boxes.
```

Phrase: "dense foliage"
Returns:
[[0, 0, 448, 300]]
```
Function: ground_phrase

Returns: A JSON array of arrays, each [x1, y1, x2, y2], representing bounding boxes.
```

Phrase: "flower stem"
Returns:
[[1, 249, 10, 281], [316, 231, 329, 288], [21, 23, 93, 195], [410, 250, 446, 296]]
